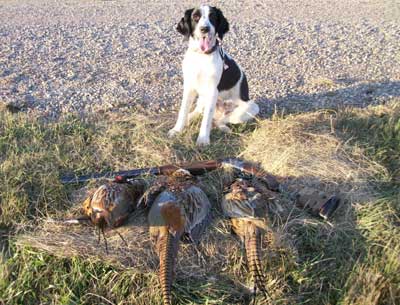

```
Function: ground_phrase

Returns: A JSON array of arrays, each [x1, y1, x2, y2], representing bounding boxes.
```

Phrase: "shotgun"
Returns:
[[60, 159, 221, 184], [60, 158, 280, 191]]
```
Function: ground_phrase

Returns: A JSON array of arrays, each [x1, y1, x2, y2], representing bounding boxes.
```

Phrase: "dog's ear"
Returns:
[[215, 7, 229, 39], [176, 8, 194, 38]]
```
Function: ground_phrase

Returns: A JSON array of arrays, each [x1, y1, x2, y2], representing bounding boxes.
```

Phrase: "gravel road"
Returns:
[[0, 0, 399, 118]]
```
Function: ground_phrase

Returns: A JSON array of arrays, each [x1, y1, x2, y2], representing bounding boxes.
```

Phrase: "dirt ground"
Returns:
[[0, 0, 399, 118]]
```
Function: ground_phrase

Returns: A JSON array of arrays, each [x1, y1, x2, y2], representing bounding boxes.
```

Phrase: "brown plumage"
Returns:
[[222, 178, 273, 302], [82, 180, 147, 251], [144, 169, 211, 305]]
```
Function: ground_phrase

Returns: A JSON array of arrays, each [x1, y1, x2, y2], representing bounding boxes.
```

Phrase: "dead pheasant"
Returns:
[[143, 169, 211, 305], [81, 180, 147, 251], [222, 178, 273, 302]]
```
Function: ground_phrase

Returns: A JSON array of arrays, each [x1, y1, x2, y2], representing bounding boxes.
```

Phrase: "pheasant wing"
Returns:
[[181, 186, 211, 243]]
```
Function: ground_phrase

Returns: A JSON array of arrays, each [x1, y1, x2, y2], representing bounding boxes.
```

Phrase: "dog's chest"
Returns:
[[182, 51, 223, 88]]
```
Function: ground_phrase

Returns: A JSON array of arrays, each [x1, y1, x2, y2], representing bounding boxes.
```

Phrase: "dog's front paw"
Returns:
[[196, 136, 210, 146], [167, 129, 180, 138]]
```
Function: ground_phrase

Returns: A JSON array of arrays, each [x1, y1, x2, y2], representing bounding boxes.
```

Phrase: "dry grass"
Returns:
[[243, 110, 387, 203], [1, 102, 399, 304]]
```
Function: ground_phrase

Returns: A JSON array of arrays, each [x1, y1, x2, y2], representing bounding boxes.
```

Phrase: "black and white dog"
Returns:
[[168, 5, 259, 146]]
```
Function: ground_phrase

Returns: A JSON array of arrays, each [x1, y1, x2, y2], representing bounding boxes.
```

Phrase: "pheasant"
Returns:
[[82, 180, 147, 252], [143, 169, 211, 305], [221, 178, 273, 303]]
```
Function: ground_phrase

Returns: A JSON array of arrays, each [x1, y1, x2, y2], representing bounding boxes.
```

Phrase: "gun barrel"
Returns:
[[60, 167, 160, 184]]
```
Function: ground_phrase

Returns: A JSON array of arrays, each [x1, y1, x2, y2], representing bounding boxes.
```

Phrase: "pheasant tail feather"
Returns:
[[245, 226, 270, 301], [158, 228, 180, 305]]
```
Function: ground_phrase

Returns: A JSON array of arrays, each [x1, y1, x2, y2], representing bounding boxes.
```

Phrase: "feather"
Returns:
[[147, 170, 211, 305], [222, 178, 272, 302], [80, 181, 146, 252]]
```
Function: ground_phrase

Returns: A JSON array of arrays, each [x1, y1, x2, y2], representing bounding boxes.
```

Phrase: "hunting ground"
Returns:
[[0, 1, 399, 304]]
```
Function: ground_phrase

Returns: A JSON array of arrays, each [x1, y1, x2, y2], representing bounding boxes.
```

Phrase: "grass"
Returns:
[[0, 102, 399, 305]]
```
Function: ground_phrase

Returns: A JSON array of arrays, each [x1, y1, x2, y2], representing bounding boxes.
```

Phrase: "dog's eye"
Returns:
[[193, 14, 200, 22]]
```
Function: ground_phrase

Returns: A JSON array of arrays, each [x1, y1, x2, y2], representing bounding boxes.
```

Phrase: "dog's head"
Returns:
[[177, 5, 229, 53]]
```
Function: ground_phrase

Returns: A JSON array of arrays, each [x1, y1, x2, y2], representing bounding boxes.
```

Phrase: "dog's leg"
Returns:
[[188, 101, 204, 123], [168, 88, 196, 137], [196, 90, 218, 146], [213, 98, 232, 133]]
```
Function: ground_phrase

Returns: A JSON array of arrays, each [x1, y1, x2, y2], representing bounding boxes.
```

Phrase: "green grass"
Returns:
[[0, 103, 399, 305]]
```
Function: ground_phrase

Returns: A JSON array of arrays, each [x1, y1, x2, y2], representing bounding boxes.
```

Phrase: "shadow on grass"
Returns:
[[277, 202, 367, 304], [168, 117, 258, 162], [242, 102, 400, 304], [256, 80, 400, 117]]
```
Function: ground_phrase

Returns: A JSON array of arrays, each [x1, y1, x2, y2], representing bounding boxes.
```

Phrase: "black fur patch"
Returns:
[[217, 56, 241, 92], [176, 8, 194, 38], [240, 73, 250, 101], [211, 7, 229, 39]]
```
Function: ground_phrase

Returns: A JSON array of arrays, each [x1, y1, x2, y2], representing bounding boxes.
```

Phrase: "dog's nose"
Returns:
[[200, 26, 210, 33]]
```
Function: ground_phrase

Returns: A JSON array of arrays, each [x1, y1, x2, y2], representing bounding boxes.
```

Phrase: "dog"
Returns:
[[168, 5, 259, 146]]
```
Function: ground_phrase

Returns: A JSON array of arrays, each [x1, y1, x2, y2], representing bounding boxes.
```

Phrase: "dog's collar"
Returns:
[[197, 37, 228, 69]]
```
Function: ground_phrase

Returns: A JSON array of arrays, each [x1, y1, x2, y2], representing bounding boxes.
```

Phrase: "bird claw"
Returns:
[[116, 231, 128, 248]]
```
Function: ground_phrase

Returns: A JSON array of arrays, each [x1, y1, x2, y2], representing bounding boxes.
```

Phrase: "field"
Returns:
[[1, 102, 399, 305], [1, 1, 399, 303]]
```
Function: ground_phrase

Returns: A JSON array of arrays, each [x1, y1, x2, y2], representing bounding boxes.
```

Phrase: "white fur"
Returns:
[[169, 5, 259, 146]]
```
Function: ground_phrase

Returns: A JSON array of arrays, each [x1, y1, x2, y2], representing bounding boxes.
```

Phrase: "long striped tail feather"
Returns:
[[158, 228, 180, 305], [245, 226, 270, 303]]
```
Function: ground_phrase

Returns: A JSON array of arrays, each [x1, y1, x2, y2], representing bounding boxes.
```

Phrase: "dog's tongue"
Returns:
[[200, 37, 211, 52]]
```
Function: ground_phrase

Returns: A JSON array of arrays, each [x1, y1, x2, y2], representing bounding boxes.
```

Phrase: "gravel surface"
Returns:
[[0, 0, 399, 118]]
